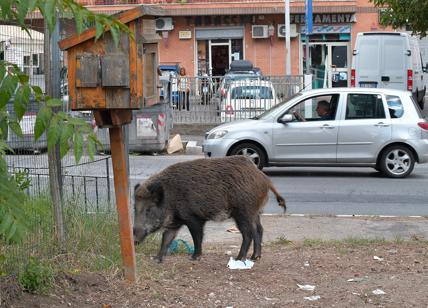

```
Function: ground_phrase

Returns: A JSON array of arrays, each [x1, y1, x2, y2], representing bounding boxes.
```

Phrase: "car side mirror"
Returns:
[[423, 64, 428, 73], [278, 114, 293, 124]]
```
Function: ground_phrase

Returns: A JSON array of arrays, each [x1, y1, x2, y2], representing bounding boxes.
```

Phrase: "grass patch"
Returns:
[[303, 237, 391, 247], [269, 236, 293, 246]]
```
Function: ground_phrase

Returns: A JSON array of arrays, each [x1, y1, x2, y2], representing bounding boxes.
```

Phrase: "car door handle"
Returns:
[[374, 122, 390, 127], [320, 124, 335, 129]]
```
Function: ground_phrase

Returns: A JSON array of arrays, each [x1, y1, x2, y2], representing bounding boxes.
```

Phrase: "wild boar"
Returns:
[[133, 156, 286, 262]]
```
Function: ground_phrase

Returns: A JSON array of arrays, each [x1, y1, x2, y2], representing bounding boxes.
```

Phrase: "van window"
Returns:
[[359, 40, 379, 70], [346, 94, 385, 119], [386, 95, 404, 118], [384, 39, 405, 71]]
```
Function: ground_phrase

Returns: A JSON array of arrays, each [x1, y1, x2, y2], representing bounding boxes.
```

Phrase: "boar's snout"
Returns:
[[133, 226, 147, 245]]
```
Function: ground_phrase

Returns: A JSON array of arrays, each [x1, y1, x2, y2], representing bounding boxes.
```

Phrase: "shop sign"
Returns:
[[179, 30, 192, 39], [291, 13, 356, 24]]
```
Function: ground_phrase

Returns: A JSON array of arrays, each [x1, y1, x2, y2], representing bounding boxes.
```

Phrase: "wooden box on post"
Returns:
[[58, 5, 164, 283], [59, 5, 163, 126]]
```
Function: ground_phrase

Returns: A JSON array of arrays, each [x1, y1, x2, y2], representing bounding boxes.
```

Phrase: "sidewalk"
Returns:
[[177, 215, 428, 244]]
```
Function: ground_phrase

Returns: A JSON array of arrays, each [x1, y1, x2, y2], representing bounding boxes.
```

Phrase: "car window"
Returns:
[[386, 95, 404, 118], [285, 94, 339, 122], [345, 94, 385, 120]]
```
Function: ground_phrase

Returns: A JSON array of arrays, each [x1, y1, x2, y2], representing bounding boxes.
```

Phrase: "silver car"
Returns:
[[203, 88, 428, 178]]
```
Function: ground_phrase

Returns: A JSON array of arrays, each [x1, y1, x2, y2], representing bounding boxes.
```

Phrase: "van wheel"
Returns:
[[378, 145, 415, 178], [229, 143, 266, 170]]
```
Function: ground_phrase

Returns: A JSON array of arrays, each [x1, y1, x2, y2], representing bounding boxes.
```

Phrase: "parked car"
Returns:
[[220, 79, 278, 122], [5, 99, 47, 152], [203, 87, 428, 178], [351, 32, 427, 109]]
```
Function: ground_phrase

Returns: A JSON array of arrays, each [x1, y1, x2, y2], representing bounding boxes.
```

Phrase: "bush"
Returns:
[[18, 257, 54, 294]]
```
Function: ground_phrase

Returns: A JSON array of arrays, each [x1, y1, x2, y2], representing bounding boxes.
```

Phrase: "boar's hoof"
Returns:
[[152, 255, 164, 263], [190, 254, 201, 261], [250, 255, 261, 261]]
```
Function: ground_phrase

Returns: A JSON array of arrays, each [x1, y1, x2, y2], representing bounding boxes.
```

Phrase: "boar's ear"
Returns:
[[134, 183, 140, 193], [146, 181, 164, 204]]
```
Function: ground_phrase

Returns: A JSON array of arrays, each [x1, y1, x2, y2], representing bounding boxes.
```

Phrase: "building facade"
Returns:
[[78, 0, 388, 87]]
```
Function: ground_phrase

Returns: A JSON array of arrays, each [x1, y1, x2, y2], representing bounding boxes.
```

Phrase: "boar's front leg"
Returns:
[[186, 218, 206, 260], [155, 228, 180, 263]]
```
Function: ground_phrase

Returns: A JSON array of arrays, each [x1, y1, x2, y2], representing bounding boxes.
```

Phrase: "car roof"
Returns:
[[301, 87, 410, 96]]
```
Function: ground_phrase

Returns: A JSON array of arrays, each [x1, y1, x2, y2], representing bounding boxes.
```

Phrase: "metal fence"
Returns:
[[166, 75, 304, 124]]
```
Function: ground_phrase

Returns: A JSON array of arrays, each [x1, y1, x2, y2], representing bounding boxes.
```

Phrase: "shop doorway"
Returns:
[[302, 42, 349, 88], [210, 41, 230, 76]]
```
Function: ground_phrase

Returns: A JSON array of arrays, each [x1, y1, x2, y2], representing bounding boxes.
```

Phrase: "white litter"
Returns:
[[227, 257, 254, 269], [297, 284, 315, 291], [347, 276, 368, 282], [373, 256, 384, 261], [304, 261, 310, 267], [304, 295, 321, 301], [372, 289, 386, 295]]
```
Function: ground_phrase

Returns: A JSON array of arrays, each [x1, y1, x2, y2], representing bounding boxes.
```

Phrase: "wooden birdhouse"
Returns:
[[59, 5, 163, 127]]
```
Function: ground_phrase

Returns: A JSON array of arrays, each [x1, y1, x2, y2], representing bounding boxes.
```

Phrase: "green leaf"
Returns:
[[46, 98, 63, 108], [14, 84, 31, 119], [73, 132, 83, 163], [17, 73, 29, 84], [0, 0, 12, 20], [32, 86, 43, 101], [47, 116, 61, 152], [59, 123, 73, 158], [0, 213, 13, 235], [0, 75, 18, 108], [17, 0, 30, 29], [110, 25, 119, 47], [34, 105, 52, 140], [8, 120, 23, 137], [95, 19, 104, 41], [0, 63, 6, 80], [74, 9, 84, 35], [86, 135, 96, 160], [43, 0, 57, 33]]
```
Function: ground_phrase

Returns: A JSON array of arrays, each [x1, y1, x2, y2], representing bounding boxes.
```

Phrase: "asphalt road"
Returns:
[[263, 165, 428, 216]]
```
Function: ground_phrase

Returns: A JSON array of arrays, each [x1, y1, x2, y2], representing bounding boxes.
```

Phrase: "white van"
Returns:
[[351, 32, 427, 109]]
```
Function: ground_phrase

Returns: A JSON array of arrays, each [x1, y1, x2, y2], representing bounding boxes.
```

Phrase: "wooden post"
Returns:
[[109, 125, 136, 282]]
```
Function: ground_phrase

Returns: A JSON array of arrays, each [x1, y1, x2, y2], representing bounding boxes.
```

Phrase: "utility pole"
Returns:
[[304, 0, 313, 89], [284, 0, 291, 75]]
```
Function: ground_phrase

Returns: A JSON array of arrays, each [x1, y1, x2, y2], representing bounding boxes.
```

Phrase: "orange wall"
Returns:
[[159, 9, 393, 77]]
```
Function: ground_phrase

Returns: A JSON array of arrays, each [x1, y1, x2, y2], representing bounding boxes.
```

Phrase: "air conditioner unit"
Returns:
[[155, 17, 174, 31], [277, 24, 298, 38], [252, 25, 269, 39]]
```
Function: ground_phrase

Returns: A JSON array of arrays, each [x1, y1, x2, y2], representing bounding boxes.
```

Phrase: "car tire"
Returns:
[[378, 145, 415, 178], [229, 142, 266, 170]]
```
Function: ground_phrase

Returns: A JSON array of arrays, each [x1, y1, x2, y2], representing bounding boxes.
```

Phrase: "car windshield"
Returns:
[[253, 92, 303, 119]]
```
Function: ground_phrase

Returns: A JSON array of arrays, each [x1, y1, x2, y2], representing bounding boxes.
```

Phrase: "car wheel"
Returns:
[[229, 143, 266, 170], [379, 145, 415, 178]]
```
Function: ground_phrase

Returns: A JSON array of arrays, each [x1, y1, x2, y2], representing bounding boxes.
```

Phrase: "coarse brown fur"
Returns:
[[133, 156, 286, 262]]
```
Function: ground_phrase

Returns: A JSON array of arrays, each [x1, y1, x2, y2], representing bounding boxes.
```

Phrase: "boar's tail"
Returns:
[[268, 181, 286, 213]]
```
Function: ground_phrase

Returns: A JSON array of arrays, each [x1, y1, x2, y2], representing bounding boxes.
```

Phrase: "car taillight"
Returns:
[[225, 105, 234, 115], [351, 69, 355, 87], [407, 70, 413, 91], [417, 122, 428, 130]]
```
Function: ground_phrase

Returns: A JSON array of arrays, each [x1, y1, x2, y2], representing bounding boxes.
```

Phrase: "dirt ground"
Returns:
[[3, 240, 428, 308]]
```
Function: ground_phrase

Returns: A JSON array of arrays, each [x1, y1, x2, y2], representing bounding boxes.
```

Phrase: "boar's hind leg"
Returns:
[[155, 228, 180, 263], [186, 218, 206, 260], [251, 215, 263, 261], [235, 218, 257, 261]]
